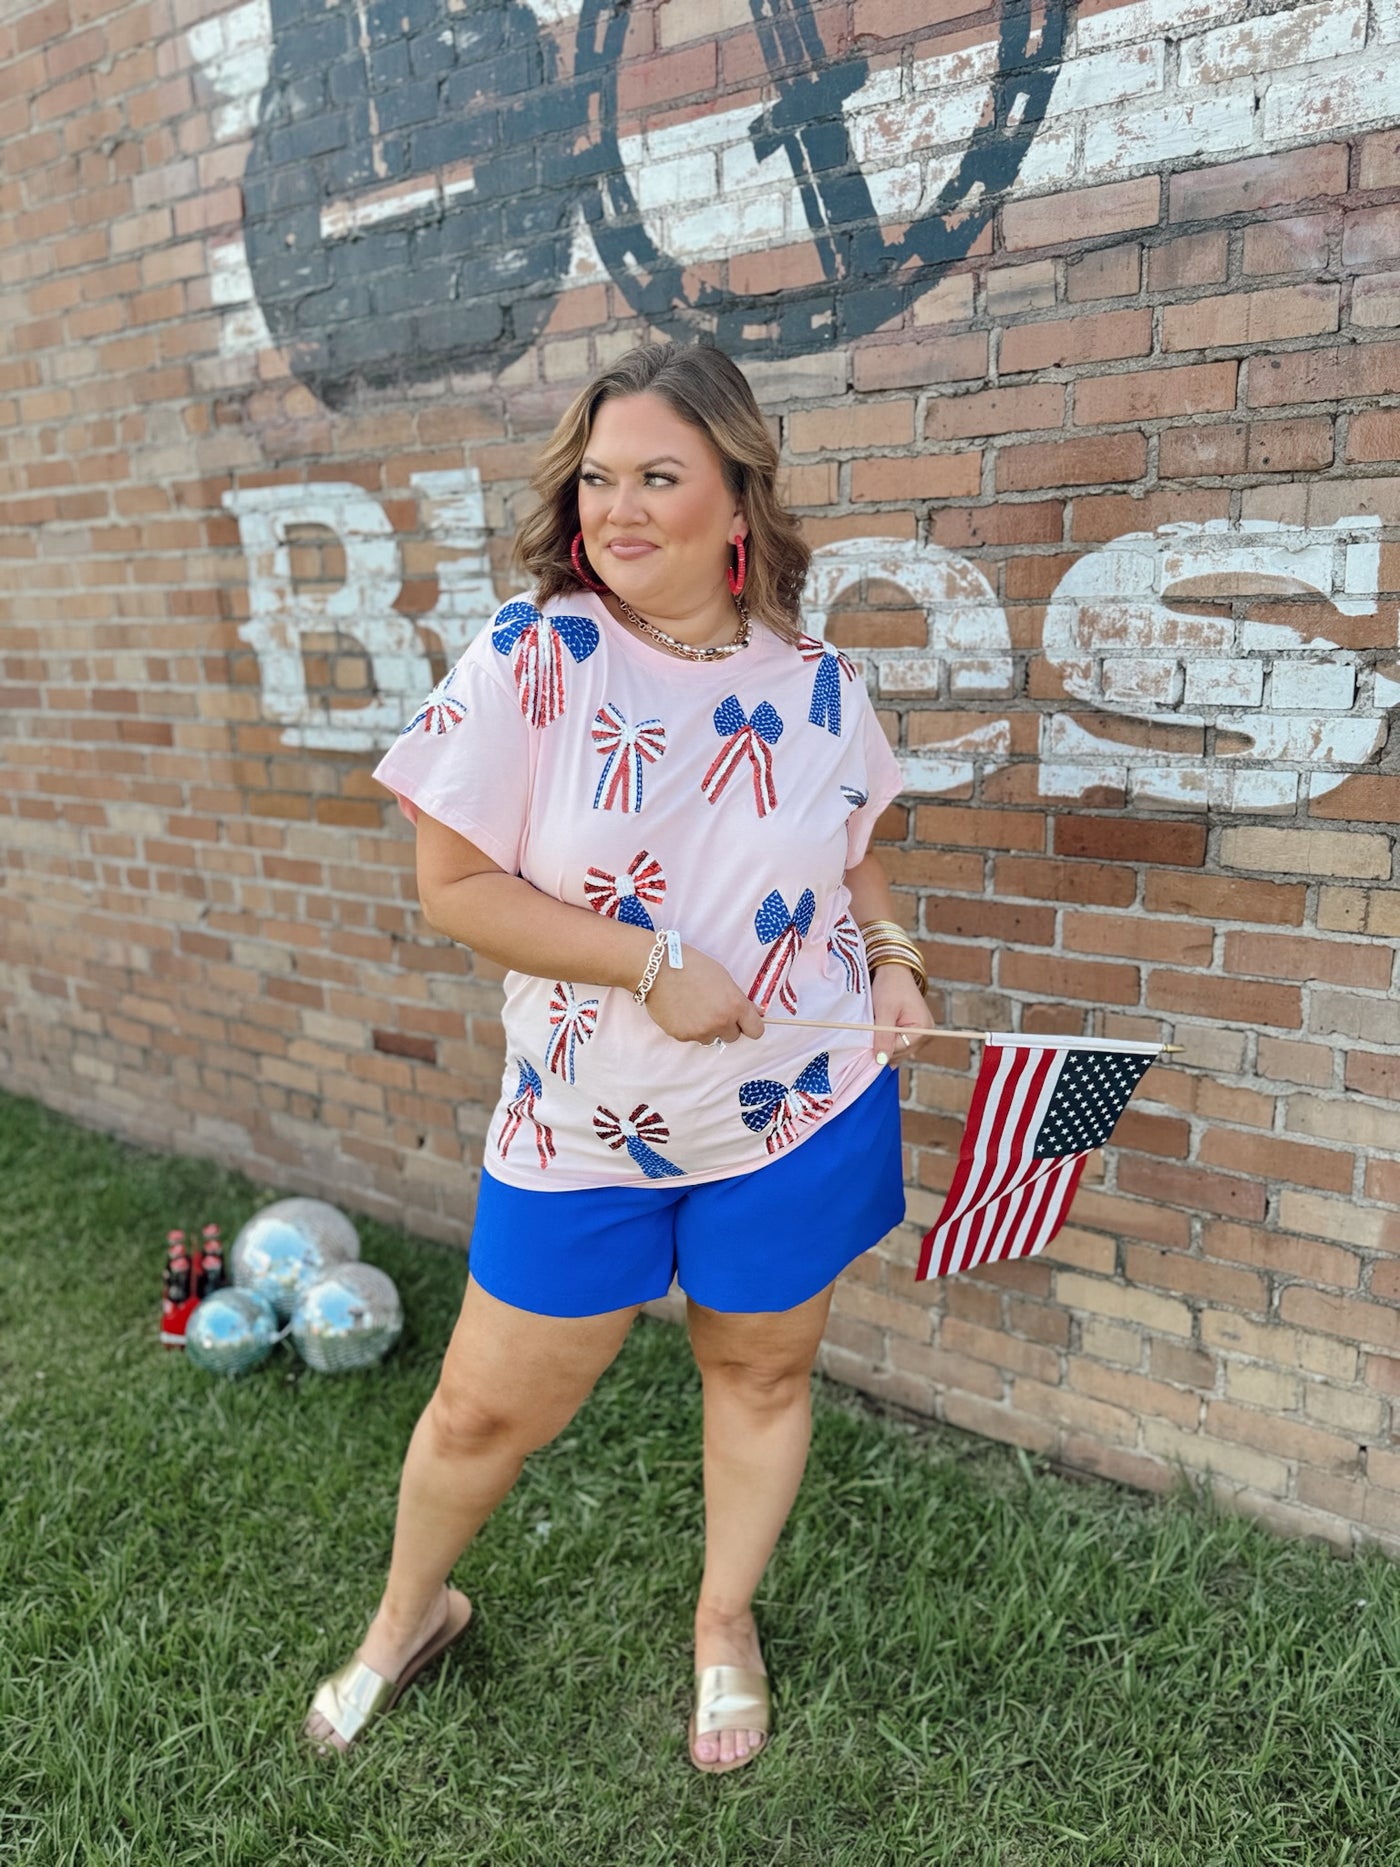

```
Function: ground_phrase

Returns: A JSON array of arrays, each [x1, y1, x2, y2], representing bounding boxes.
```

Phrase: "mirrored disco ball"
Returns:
[[185, 1287, 279, 1377], [290, 1263, 403, 1375], [230, 1198, 361, 1323]]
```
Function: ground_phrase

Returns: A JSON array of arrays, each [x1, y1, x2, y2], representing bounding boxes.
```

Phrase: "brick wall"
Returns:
[[3, 0, 1400, 1553]]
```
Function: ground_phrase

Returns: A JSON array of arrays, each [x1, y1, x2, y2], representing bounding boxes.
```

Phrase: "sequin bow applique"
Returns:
[[749, 887, 816, 1015], [593, 1102, 685, 1178], [701, 695, 783, 817], [545, 981, 599, 1084], [827, 911, 867, 995], [491, 600, 599, 728], [499, 1059, 555, 1170], [738, 1052, 834, 1155], [583, 849, 667, 929], [591, 703, 667, 813], [797, 635, 858, 737], [400, 662, 467, 736]]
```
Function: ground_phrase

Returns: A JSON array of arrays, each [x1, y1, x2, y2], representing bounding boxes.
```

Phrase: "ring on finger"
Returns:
[[710, 1037, 726, 1050]]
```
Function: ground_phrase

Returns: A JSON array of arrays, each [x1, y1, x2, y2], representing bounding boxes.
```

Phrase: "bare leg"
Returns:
[[306, 1275, 639, 1749], [685, 1281, 837, 1767]]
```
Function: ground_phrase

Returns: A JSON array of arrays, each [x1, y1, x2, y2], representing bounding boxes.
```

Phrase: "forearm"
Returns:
[[423, 870, 656, 994], [842, 851, 907, 929]]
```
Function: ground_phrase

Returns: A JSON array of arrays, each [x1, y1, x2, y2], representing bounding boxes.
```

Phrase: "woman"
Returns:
[[304, 341, 936, 1773]]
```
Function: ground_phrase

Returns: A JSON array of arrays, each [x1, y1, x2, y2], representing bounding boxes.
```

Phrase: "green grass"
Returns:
[[3, 1086, 1400, 1866]]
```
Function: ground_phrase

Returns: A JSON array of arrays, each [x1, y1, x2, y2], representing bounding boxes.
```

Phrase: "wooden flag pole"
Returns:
[[770, 1015, 1183, 1054]]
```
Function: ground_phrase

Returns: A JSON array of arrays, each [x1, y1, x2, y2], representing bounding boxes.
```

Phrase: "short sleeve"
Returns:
[[370, 632, 532, 875], [845, 689, 904, 870]]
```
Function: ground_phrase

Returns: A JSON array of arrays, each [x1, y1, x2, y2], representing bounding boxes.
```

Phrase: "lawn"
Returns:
[[3, 1084, 1399, 1867]]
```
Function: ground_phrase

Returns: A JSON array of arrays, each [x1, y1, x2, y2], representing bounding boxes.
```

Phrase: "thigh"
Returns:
[[686, 1279, 836, 1383], [436, 1273, 640, 1445]]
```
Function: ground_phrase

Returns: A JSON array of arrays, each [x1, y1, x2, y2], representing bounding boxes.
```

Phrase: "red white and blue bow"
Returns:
[[798, 634, 858, 737], [701, 694, 784, 816], [583, 848, 667, 929], [545, 980, 599, 1083], [401, 664, 467, 736], [593, 1101, 684, 1178], [749, 886, 816, 1014], [738, 1052, 833, 1154], [827, 911, 866, 994], [491, 600, 598, 728], [499, 1058, 555, 1170], [591, 703, 667, 813]]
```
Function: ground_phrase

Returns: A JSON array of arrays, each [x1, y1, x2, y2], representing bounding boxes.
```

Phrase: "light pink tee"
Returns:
[[371, 590, 904, 1191]]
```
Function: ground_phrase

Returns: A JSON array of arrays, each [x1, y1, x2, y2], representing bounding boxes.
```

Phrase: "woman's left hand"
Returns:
[[870, 963, 939, 1070]]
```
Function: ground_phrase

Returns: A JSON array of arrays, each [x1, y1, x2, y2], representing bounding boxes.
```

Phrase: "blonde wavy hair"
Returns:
[[513, 342, 811, 641]]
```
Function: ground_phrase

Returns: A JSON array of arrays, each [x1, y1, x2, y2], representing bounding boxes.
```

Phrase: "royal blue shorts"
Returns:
[[466, 1067, 906, 1318]]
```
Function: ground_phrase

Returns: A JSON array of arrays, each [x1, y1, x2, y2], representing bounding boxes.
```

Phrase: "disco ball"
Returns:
[[230, 1198, 360, 1323], [290, 1263, 403, 1375], [184, 1287, 280, 1377]]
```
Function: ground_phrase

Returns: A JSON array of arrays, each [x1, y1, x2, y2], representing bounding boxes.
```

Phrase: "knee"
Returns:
[[425, 1381, 563, 1459], [704, 1358, 812, 1414]]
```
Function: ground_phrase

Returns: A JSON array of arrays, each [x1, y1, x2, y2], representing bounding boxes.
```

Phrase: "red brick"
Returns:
[[1002, 176, 1160, 250], [1159, 424, 1247, 479], [1074, 363, 1238, 427], [925, 384, 1064, 440], [1309, 776, 1400, 824], [999, 951, 1140, 1005], [1223, 931, 1393, 990], [913, 805, 1045, 850], [1242, 216, 1329, 277], [924, 898, 1056, 944], [996, 431, 1146, 493], [1246, 417, 1334, 473], [1202, 1220, 1360, 1290], [1142, 871, 1305, 925], [1052, 817, 1206, 867], [1168, 146, 1349, 222], [787, 402, 914, 453], [1147, 232, 1228, 292], [1162, 285, 1340, 352], [1345, 411, 1400, 463], [1346, 1051, 1400, 1101], [1066, 244, 1141, 303], [853, 332, 989, 392], [1068, 1359, 1200, 1429], [1280, 1288, 1400, 1352], [930, 502, 1064, 548], [1247, 340, 1400, 409], [1198, 1130, 1353, 1195], [851, 451, 982, 501], [1204, 1401, 1359, 1474], [1000, 309, 1152, 374], [1070, 488, 1232, 542], [994, 855, 1136, 908], [1063, 910, 1211, 966], [1342, 205, 1400, 270], [1124, 1244, 1267, 1312], [1146, 970, 1302, 1030], [1118, 1156, 1266, 1222], [1113, 1108, 1191, 1158]]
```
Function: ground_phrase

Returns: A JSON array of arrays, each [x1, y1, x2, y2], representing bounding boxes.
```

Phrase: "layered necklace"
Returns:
[[612, 591, 752, 662]]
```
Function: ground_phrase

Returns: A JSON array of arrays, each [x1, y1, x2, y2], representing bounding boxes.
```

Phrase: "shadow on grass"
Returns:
[[3, 1087, 1399, 1866]]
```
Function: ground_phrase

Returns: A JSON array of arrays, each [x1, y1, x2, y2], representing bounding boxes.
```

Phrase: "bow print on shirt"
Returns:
[[827, 911, 867, 994], [591, 703, 667, 813], [545, 981, 599, 1084], [583, 849, 667, 929], [738, 1052, 834, 1155], [499, 1058, 555, 1170], [797, 635, 858, 737], [593, 1102, 685, 1178], [701, 695, 783, 817], [400, 662, 467, 736], [491, 599, 599, 728], [748, 886, 816, 1015]]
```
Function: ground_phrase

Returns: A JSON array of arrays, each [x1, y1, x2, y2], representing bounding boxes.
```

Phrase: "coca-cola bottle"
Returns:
[[161, 1230, 193, 1346], [197, 1222, 226, 1298]]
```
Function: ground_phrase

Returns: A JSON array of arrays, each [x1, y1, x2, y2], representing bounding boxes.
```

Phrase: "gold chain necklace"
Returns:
[[612, 592, 752, 661]]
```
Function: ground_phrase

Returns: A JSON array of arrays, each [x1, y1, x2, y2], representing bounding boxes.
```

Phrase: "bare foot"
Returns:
[[691, 1604, 767, 1769], [303, 1585, 471, 1753]]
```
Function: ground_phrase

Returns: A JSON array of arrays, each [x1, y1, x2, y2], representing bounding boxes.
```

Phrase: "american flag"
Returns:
[[916, 1037, 1161, 1280]]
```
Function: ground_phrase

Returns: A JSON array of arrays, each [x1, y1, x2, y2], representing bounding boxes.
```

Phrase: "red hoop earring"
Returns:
[[571, 532, 607, 593], [727, 535, 747, 598]]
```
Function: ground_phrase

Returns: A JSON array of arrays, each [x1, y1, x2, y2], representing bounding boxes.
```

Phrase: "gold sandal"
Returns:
[[304, 1589, 473, 1754], [687, 1664, 771, 1775]]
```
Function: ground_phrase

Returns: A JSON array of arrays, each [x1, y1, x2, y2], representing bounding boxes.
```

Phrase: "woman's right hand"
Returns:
[[641, 944, 766, 1046]]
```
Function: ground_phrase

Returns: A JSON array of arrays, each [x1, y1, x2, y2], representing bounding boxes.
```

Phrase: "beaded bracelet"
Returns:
[[858, 918, 929, 997]]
